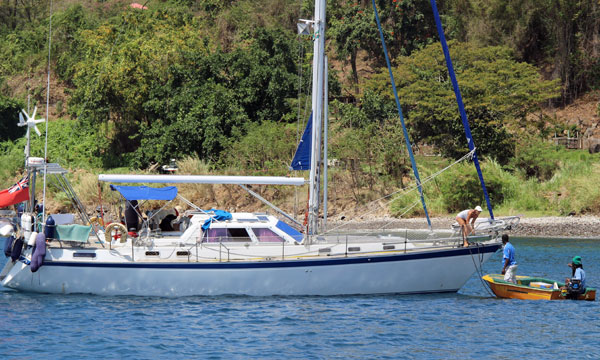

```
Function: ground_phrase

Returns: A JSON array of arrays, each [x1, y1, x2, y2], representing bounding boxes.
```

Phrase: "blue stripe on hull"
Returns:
[[42, 243, 500, 269]]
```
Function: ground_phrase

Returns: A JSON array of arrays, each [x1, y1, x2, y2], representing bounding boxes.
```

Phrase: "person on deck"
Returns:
[[455, 206, 482, 247], [565, 256, 586, 292], [501, 234, 517, 283]]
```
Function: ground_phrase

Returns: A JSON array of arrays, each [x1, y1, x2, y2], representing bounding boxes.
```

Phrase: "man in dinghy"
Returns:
[[501, 234, 517, 283], [455, 206, 482, 247], [564, 256, 586, 298]]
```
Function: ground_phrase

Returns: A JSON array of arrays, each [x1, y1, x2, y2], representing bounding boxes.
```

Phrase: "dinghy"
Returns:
[[483, 274, 596, 301]]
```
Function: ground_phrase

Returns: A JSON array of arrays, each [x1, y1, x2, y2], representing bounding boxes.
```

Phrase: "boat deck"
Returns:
[[43, 234, 496, 263]]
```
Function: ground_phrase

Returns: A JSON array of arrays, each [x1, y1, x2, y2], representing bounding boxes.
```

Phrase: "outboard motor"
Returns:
[[44, 215, 55, 241], [124, 200, 139, 231], [566, 279, 584, 300]]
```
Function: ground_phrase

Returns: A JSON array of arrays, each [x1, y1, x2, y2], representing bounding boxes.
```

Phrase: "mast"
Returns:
[[323, 55, 329, 231], [307, 0, 326, 238]]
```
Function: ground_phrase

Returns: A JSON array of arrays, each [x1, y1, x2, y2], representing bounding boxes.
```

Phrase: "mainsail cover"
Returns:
[[290, 112, 312, 170]]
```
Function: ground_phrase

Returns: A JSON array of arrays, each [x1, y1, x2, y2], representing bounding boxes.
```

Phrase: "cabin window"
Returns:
[[204, 228, 251, 242], [227, 228, 251, 242], [253, 228, 284, 242], [205, 228, 227, 242]]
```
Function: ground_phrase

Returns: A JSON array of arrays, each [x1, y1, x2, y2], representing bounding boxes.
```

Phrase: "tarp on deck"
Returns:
[[110, 185, 178, 201], [201, 209, 233, 231]]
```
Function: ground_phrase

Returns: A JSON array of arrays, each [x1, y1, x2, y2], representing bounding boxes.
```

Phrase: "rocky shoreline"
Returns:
[[328, 216, 600, 238]]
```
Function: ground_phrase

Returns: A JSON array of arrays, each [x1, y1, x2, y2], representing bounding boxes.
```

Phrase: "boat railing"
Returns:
[[196, 234, 495, 262], [219, 241, 230, 262], [63, 232, 496, 263]]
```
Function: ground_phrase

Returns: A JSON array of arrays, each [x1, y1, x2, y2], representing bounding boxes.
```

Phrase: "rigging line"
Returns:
[[176, 194, 206, 212], [362, 200, 420, 233], [42, 0, 53, 225], [371, 0, 432, 230], [295, 34, 305, 147], [322, 149, 475, 234], [365, 148, 475, 208], [429, 0, 494, 220], [468, 243, 496, 298]]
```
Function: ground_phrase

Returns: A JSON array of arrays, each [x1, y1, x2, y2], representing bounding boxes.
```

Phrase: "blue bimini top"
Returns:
[[110, 185, 178, 201]]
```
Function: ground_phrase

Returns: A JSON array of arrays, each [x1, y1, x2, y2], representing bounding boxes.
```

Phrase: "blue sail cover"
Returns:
[[110, 185, 178, 201], [290, 112, 312, 170], [201, 209, 233, 231]]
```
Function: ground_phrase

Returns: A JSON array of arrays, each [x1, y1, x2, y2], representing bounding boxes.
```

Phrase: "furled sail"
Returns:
[[290, 112, 313, 171]]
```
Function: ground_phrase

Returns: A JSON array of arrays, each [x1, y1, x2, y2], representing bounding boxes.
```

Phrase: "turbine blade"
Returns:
[[18, 113, 24, 126], [34, 126, 41, 136], [32, 106, 37, 120]]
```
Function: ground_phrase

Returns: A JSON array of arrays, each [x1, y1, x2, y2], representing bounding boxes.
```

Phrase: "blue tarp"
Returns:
[[275, 220, 304, 243], [290, 112, 312, 171], [201, 209, 233, 231], [110, 185, 178, 201]]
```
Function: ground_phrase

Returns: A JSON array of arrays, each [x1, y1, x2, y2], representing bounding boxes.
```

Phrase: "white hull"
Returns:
[[1, 244, 498, 296]]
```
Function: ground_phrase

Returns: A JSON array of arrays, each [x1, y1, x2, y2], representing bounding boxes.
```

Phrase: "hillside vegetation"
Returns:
[[1, 0, 600, 219]]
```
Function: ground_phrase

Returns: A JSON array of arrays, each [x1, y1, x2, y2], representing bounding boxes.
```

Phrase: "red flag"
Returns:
[[0, 175, 30, 208]]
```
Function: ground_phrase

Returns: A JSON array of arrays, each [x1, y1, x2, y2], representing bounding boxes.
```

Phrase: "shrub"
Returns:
[[438, 161, 511, 213], [0, 95, 25, 142], [389, 190, 422, 218], [509, 139, 560, 180]]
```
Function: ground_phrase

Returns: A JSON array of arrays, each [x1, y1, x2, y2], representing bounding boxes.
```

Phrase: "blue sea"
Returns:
[[1, 237, 598, 359]]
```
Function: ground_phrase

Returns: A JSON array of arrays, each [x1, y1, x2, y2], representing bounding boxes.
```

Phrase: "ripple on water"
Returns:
[[0, 237, 598, 359]]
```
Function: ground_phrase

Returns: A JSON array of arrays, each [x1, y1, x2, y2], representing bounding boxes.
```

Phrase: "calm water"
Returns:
[[1, 237, 598, 359]]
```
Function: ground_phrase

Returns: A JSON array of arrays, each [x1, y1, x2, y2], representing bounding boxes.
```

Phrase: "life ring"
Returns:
[[88, 216, 105, 227], [105, 223, 128, 244]]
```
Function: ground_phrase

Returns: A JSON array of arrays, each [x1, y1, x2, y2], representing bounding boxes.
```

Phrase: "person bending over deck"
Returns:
[[455, 206, 482, 247], [501, 234, 517, 284], [564, 256, 586, 297]]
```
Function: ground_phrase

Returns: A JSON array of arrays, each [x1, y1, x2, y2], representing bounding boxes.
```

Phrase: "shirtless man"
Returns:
[[455, 206, 482, 247]]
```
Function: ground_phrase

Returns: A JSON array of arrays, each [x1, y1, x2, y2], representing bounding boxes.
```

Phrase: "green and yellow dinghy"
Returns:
[[482, 274, 595, 301]]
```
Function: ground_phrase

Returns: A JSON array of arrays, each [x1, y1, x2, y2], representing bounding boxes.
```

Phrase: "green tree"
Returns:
[[0, 95, 25, 142], [444, 0, 600, 104], [67, 8, 211, 162], [225, 121, 297, 172], [366, 41, 560, 163], [328, 0, 436, 95]]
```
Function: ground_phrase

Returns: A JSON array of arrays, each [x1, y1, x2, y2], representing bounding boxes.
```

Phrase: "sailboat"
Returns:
[[0, 0, 518, 296]]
